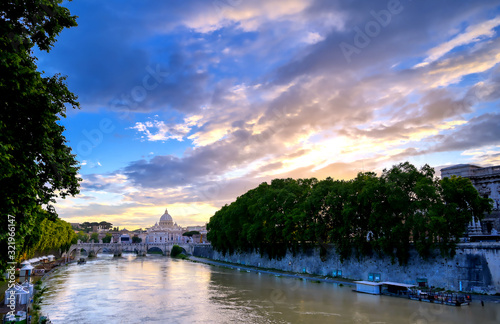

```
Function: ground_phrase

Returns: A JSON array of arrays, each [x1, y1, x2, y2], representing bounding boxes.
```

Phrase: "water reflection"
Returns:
[[40, 254, 500, 323]]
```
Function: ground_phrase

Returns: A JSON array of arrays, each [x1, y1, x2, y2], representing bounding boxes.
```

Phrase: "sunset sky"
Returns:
[[38, 0, 500, 229]]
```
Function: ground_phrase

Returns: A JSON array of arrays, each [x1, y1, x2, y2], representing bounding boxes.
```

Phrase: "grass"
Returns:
[[30, 280, 49, 323], [0, 280, 8, 304], [172, 253, 189, 260]]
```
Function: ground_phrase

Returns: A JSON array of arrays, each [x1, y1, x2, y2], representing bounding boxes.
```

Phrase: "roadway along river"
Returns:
[[39, 254, 500, 323]]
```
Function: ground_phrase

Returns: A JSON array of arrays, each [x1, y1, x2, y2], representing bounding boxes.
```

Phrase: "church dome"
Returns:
[[159, 208, 174, 228]]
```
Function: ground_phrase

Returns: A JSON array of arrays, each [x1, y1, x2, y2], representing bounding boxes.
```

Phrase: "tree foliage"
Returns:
[[32, 217, 75, 254], [170, 245, 183, 257], [78, 221, 113, 233], [90, 232, 99, 243], [75, 231, 89, 243], [0, 0, 80, 273], [207, 162, 493, 264], [102, 233, 113, 243], [17, 206, 76, 260]]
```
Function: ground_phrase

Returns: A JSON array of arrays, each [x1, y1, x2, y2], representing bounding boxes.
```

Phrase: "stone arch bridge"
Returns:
[[66, 242, 205, 260]]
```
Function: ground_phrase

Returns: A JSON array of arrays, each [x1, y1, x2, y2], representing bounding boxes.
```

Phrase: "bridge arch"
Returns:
[[66, 242, 200, 259], [146, 246, 165, 254]]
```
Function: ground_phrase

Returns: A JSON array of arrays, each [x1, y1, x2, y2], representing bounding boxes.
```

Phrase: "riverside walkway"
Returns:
[[188, 256, 355, 286]]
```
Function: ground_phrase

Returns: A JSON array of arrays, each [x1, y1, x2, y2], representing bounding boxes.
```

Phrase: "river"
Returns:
[[39, 254, 500, 323]]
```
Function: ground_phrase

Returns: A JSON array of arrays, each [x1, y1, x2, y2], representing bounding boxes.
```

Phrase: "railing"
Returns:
[[471, 166, 500, 176]]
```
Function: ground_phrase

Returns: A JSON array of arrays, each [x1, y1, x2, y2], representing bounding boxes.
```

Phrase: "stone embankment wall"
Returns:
[[193, 243, 500, 294]]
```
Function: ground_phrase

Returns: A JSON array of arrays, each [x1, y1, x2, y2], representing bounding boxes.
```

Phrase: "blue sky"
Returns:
[[38, 0, 500, 229]]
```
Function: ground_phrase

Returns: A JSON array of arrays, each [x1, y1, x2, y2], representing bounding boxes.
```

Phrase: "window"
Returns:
[[368, 273, 381, 282]]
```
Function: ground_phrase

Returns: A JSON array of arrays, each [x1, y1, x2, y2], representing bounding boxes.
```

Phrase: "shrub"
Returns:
[[171, 245, 183, 257]]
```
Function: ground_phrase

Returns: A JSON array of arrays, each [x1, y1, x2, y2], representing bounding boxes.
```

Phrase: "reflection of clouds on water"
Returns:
[[352, 311, 371, 323], [296, 311, 341, 316]]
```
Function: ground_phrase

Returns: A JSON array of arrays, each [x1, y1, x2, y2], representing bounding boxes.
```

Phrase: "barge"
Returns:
[[354, 281, 472, 306]]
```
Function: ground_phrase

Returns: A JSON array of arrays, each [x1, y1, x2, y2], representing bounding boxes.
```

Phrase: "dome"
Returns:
[[159, 208, 174, 228]]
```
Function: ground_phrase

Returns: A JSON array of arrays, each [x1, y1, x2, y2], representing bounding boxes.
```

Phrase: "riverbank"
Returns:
[[0, 258, 71, 321], [193, 243, 500, 294], [188, 255, 351, 286], [187, 255, 500, 305]]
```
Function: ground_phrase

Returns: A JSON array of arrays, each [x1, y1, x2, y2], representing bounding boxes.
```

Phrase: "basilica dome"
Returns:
[[159, 208, 174, 228]]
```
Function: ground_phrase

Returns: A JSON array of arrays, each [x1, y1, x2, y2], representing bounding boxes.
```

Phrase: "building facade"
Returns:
[[145, 208, 188, 243], [441, 164, 500, 236]]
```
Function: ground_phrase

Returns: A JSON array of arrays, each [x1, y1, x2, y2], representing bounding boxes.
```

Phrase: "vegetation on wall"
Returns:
[[207, 162, 493, 265], [19, 210, 76, 260]]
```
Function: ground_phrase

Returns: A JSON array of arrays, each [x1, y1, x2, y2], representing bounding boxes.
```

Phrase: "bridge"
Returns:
[[65, 241, 209, 260]]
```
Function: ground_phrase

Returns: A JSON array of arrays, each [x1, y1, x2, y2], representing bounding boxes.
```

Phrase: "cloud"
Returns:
[[130, 116, 200, 142], [271, 0, 499, 85], [80, 173, 129, 193], [461, 146, 500, 165], [182, 0, 316, 33], [414, 16, 500, 68], [426, 113, 500, 153], [44, 0, 500, 228]]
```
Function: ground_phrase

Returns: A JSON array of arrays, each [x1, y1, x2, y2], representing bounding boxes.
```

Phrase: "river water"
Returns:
[[39, 254, 500, 323]]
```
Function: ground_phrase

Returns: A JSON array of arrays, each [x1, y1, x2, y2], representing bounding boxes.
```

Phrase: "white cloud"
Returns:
[[415, 16, 500, 68], [183, 0, 314, 33], [130, 115, 204, 142], [302, 31, 325, 44]]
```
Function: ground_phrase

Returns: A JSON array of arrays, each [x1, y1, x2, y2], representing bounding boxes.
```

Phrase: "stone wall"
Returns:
[[193, 243, 500, 294]]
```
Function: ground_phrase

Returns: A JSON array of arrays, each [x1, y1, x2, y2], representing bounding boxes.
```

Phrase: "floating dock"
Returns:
[[354, 281, 472, 306]]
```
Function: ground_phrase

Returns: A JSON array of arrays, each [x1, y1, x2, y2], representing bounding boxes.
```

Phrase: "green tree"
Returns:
[[79, 222, 91, 233], [377, 163, 423, 264], [0, 0, 80, 274], [170, 245, 183, 257], [75, 231, 88, 243], [132, 236, 142, 243], [32, 217, 75, 254], [318, 178, 355, 261], [434, 175, 493, 256], [207, 162, 494, 265], [90, 232, 99, 243], [99, 221, 113, 230], [102, 233, 113, 243]]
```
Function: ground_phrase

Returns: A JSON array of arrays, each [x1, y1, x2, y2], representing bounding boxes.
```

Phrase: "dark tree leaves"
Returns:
[[1, 0, 80, 274], [207, 162, 493, 265]]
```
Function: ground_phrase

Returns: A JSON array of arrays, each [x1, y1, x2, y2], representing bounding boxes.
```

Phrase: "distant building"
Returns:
[[186, 225, 206, 232], [97, 226, 109, 233], [145, 208, 187, 243], [441, 164, 500, 237], [186, 225, 208, 243], [120, 234, 131, 244]]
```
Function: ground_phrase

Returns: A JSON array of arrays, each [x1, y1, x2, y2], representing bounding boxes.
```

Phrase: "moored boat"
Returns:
[[353, 281, 472, 306]]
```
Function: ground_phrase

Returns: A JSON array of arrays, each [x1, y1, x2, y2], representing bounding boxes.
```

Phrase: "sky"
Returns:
[[37, 0, 500, 229]]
